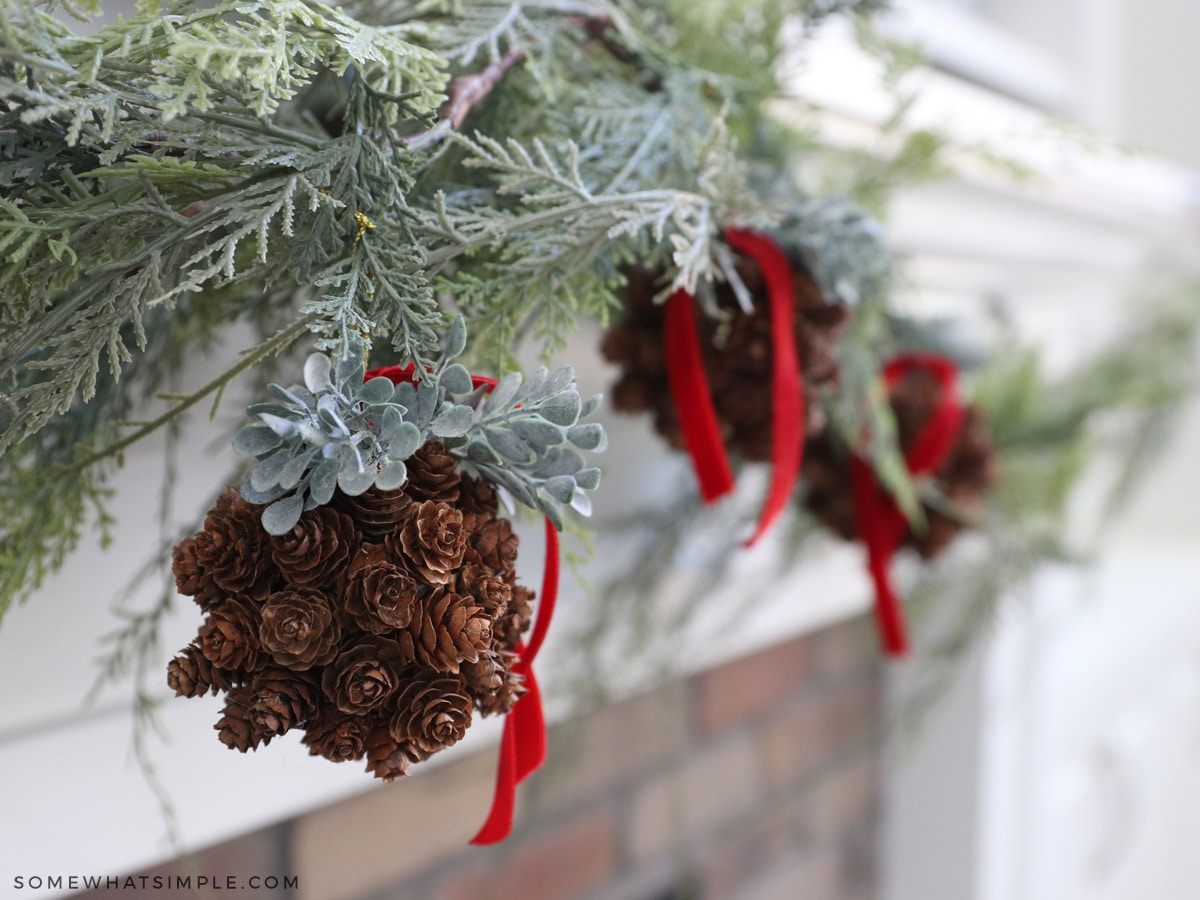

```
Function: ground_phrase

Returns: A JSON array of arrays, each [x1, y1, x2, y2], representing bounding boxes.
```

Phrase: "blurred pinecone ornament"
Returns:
[[167, 321, 603, 844], [602, 227, 849, 546], [604, 244, 847, 459], [802, 354, 999, 655], [803, 357, 999, 559]]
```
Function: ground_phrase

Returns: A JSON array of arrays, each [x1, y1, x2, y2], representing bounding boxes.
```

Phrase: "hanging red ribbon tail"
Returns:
[[850, 457, 910, 656], [471, 519, 559, 845], [725, 228, 806, 548], [663, 288, 736, 503], [364, 363, 557, 845], [850, 355, 965, 658]]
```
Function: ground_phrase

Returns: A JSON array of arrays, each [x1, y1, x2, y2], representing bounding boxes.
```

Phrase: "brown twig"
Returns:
[[442, 49, 527, 129], [405, 7, 628, 148]]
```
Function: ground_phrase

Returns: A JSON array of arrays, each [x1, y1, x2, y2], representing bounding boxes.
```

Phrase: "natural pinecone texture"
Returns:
[[169, 439, 535, 781], [271, 506, 359, 588], [389, 672, 473, 755], [390, 500, 467, 585], [259, 589, 341, 670], [803, 366, 999, 560], [167, 641, 235, 698], [602, 251, 849, 461], [193, 487, 277, 600]]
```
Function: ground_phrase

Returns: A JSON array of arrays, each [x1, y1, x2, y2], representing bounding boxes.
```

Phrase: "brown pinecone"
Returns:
[[363, 724, 423, 782], [321, 636, 405, 715], [259, 589, 341, 670], [215, 688, 272, 753], [800, 441, 858, 542], [404, 441, 461, 505], [457, 473, 499, 531], [493, 584, 534, 652], [389, 500, 467, 585], [334, 486, 412, 543], [602, 251, 848, 462], [271, 506, 359, 589], [462, 650, 506, 696], [302, 708, 371, 763], [469, 518, 519, 578], [475, 664, 527, 717], [388, 672, 473, 755], [193, 487, 276, 601], [198, 598, 263, 673], [342, 545, 420, 634], [802, 366, 998, 560], [246, 669, 320, 738], [459, 565, 511, 619], [166, 641, 236, 697], [397, 588, 492, 674], [909, 405, 998, 559], [171, 538, 224, 611]]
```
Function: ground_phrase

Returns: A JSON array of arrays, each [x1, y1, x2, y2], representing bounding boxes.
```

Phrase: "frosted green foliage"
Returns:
[[0, 0, 887, 617], [237, 318, 604, 534], [0, 0, 452, 456], [775, 196, 890, 306]]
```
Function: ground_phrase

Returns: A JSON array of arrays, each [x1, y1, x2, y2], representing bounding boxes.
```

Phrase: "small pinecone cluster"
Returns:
[[601, 251, 849, 460], [803, 365, 999, 559], [167, 441, 533, 781]]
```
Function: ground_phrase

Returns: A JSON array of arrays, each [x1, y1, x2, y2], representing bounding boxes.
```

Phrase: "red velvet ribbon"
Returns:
[[661, 227, 805, 546], [365, 363, 559, 844], [848, 354, 965, 657]]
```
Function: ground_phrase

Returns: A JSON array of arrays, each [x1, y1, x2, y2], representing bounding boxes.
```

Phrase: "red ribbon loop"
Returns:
[[365, 363, 556, 845], [661, 228, 805, 545], [725, 228, 805, 547], [663, 288, 736, 502], [849, 354, 964, 657]]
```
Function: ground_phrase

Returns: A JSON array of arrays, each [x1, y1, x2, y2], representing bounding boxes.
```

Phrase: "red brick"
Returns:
[[807, 617, 877, 686], [810, 756, 880, 840], [696, 801, 813, 899], [695, 636, 809, 734], [625, 731, 764, 863], [74, 825, 285, 900], [527, 680, 689, 817], [762, 681, 881, 790], [735, 851, 840, 900], [459, 810, 618, 900]]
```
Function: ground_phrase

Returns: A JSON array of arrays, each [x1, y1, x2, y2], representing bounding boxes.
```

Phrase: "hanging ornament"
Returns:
[[803, 354, 998, 655], [602, 227, 849, 544], [167, 319, 603, 844]]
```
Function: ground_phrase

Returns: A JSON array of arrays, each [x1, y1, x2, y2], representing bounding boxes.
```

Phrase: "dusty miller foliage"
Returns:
[[0, 0, 895, 625], [238, 317, 604, 534]]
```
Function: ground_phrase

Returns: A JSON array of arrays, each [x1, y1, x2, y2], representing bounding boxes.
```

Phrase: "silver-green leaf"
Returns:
[[510, 416, 564, 445], [440, 363, 473, 395], [375, 459, 408, 491], [431, 404, 474, 438], [386, 421, 423, 459], [262, 494, 304, 536], [566, 422, 606, 452], [233, 424, 282, 456]]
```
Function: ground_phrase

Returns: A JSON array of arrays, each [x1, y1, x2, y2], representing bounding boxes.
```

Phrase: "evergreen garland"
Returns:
[[0, 0, 898, 625]]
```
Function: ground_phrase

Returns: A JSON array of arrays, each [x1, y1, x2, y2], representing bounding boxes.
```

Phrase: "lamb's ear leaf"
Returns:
[[262, 493, 304, 535]]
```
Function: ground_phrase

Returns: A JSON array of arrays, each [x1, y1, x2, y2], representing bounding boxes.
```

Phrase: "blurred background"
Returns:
[[1, 1, 1198, 898]]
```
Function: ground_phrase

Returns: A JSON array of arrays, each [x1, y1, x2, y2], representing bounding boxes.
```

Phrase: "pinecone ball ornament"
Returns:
[[803, 356, 999, 559], [602, 237, 849, 461], [167, 322, 605, 822], [168, 444, 538, 766]]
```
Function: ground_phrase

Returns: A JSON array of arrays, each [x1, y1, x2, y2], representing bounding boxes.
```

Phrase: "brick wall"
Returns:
[[78, 616, 882, 900]]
